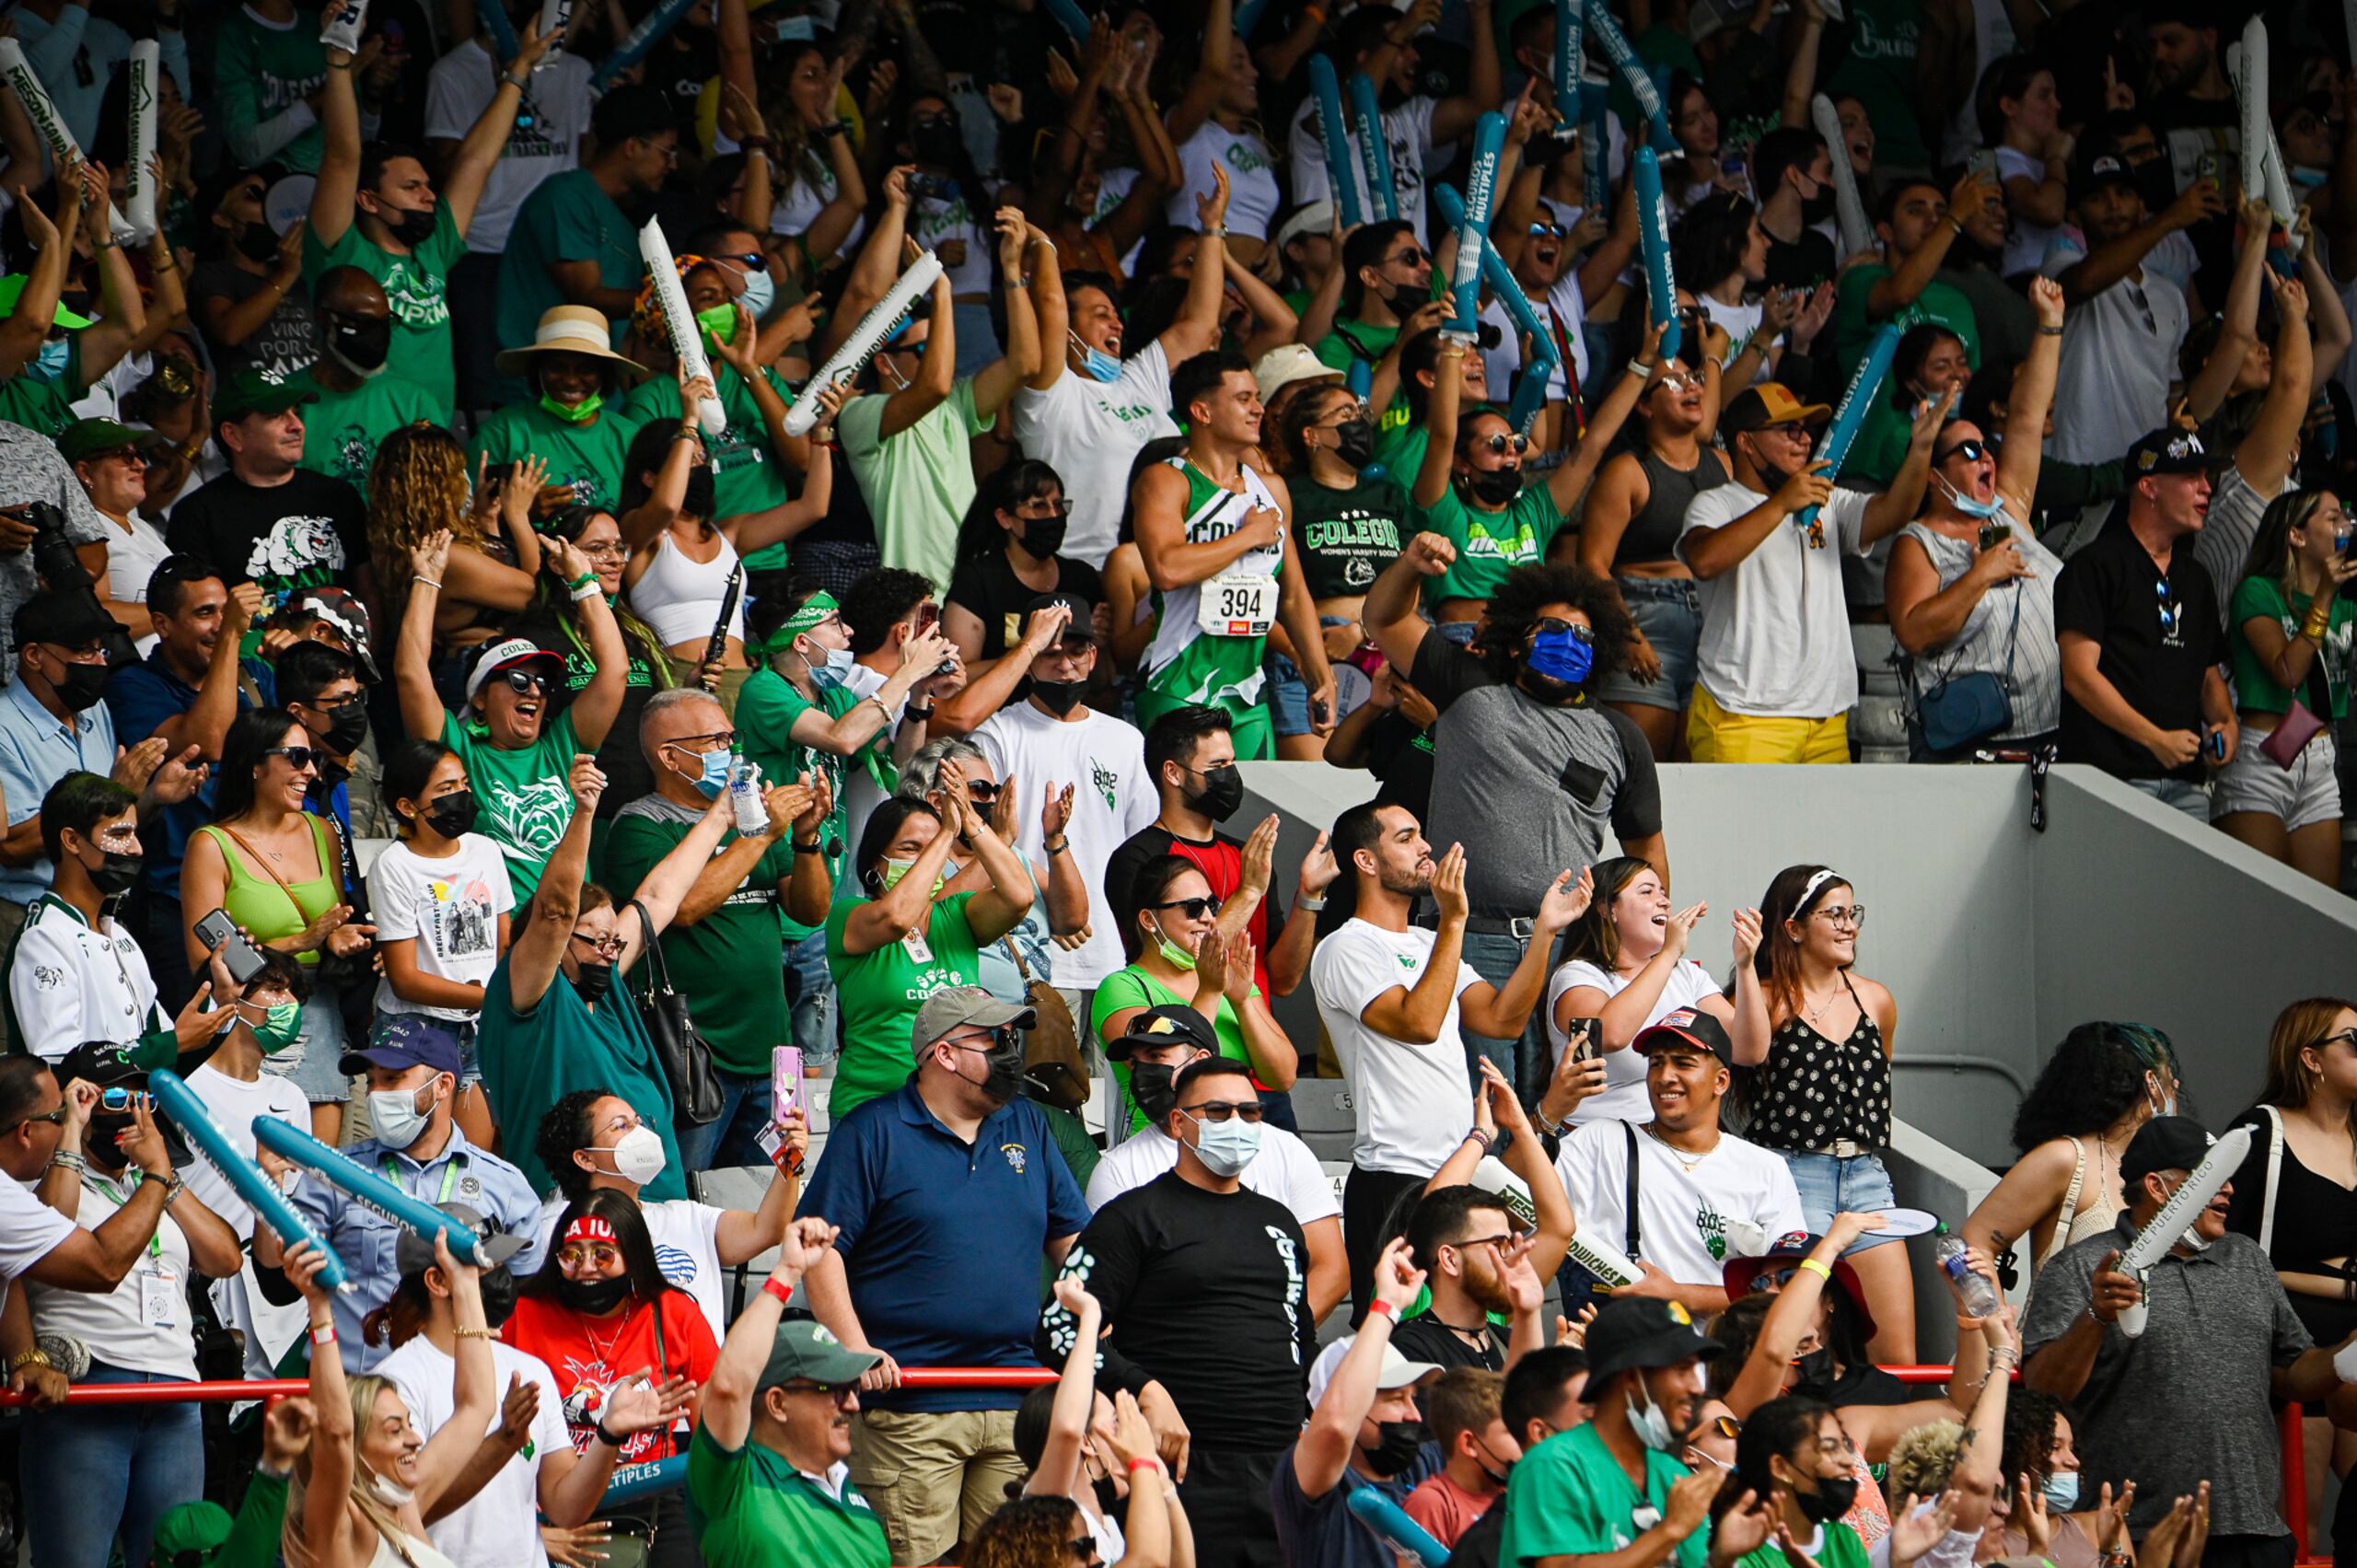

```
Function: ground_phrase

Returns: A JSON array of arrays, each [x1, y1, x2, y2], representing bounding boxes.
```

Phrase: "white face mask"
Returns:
[[602, 1124, 668, 1188], [365, 1464, 415, 1507], [368, 1084, 435, 1150]]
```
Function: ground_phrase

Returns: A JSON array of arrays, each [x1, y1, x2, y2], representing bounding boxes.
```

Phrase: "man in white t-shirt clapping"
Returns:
[[1552, 1009, 1805, 1313], [1311, 799, 1588, 1324], [1086, 1005, 1348, 1325]]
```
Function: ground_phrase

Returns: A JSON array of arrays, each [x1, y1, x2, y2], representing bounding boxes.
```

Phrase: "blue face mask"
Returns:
[[672, 744, 733, 800], [1070, 331, 1121, 383], [737, 266, 776, 321], [1526, 625, 1595, 686], [29, 336, 69, 384], [1935, 473, 2008, 520], [2040, 1470, 2080, 1513], [810, 643, 858, 688]]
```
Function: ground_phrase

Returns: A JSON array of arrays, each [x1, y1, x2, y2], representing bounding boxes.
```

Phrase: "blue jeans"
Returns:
[[24, 1363, 203, 1568], [675, 1069, 777, 1174], [2130, 777, 2211, 820], [1778, 1150, 1903, 1251], [1458, 925, 1569, 1105], [784, 929, 838, 1066]]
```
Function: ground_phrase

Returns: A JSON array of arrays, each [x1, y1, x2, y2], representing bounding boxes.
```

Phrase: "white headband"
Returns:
[[1796, 867, 1843, 912]]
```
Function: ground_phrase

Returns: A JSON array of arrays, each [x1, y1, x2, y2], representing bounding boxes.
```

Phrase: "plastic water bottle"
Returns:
[[728, 759, 766, 837], [1933, 1225, 1999, 1318]]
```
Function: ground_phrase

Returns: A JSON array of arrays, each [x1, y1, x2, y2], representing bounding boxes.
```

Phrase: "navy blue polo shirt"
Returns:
[[798, 1080, 1090, 1412]]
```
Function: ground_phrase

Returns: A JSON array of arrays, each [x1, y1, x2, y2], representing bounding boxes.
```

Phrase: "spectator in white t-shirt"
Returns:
[[368, 738, 517, 1150], [379, 1202, 684, 1568], [1552, 1010, 1805, 1312], [1086, 1004, 1347, 1324], [1545, 856, 1768, 1130], [530, 1087, 807, 1341], [1311, 799, 1587, 1323]]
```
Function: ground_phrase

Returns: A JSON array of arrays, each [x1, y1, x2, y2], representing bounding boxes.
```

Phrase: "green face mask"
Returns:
[[878, 857, 946, 898], [540, 389, 603, 424], [696, 302, 738, 347], [248, 1000, 305, 1055], [1150, 916, 1198, 972]]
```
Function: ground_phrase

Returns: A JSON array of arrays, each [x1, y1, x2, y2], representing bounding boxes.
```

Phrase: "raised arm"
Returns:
[[1995, 278, 2063, 508], [2181, 200, 2270, 424], [443, 21, 556, 238], [288, 1242, 366, 1568], [974, 213, 1043, 418], [934, 760, 1036, 943], [620, 794, 738, 956], [0, 168, 82, 379], [1162, 0, 1236, 146], [308, 19, 368, 249], [505, 756, 606, 1014], [411, 1237, 497, 1515], [1027, 1278, 1104, 1499], [395, 531, 455, 742], [1025, 214, 1070, 393], [1867, 170, 1991, 319], [2055, 180, 2222, 306], [1550, 322, 1665, 514], [2228, 275, 2315, 502], [1363, 530, 1454, 672], [1158, 166, 1231, 364], [701, 1217, 836, 1452], [1412, 339, 1468, 507]]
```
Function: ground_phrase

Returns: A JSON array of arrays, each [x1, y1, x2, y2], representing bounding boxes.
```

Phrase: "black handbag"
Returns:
[[627, 900, 724, 1127], [1908, 576, 2022, 754]]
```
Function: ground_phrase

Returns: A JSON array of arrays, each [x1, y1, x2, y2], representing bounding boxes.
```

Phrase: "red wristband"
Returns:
[[1366, 1297, 1399, 1322], [763, 1277, 795, 1307], [1128, 1456, 1164, 1474]]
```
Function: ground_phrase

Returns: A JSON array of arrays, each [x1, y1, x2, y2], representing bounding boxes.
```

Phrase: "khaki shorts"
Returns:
[[848, 1406, 1025, 1564]]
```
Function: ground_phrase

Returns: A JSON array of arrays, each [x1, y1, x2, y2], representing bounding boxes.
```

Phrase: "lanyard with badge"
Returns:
[[89, 1172, 177, 1328], [383, 1157, 464, 1207]]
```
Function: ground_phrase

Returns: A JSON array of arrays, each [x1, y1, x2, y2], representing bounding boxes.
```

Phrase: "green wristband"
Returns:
[[568, 571, 598, 592]]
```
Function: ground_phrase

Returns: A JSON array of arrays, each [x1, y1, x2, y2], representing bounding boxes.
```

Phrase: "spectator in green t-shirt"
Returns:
[[305, 10, 561, 422], [297, 267, 440, 494], [1310, 220, 1434, 379], [473, 306, 649, 515]]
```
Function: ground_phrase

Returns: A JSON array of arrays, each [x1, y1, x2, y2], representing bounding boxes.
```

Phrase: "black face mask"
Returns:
[[682, 467, 718, 518], [1791, 1345, 1838, 1396], [87, 1114, 134, 1166], [380, 203, 439, 249], [315, 699, 370, 756], [911, 121, 963, 166], [1128, 1061, 1181, 1126], [1463, 464, 1524, 507], [1190, 762, 1244, 822], [52, 661, 110, 714], [1364, 1419, 1428, 1477], [574, 959, 615, 1005], [1015, 515, 1067, 560], [236, 217, 282, 263], [974, 1041, 1026, 1105], [1382, 281, 1427, 319], [1330, 417, 1376, 470], [1800, 182, 1837, 229], [423, 789, 479, 840], [86, 847, 142, 899], [556, 1273, 634, 1316], [1030, 678, 1087, 716], [324, 313, 392, 376], [476, 1265, 519, 1329], [1796, 1472, 1860, 1524]]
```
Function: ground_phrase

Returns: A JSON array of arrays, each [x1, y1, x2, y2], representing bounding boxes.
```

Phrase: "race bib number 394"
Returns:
[[1198, 570, 1277, 637]]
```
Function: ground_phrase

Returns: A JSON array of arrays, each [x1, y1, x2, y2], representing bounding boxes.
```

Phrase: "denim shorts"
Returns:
[[1778, 1149, 1903, 1251], [261, 982, 353, 1105], [1267, 617, 1355, 738], [1592, 576, 1701, 711]]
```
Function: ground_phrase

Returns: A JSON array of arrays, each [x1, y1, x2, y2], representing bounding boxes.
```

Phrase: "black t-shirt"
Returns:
[[1035, 1172, 1310, 1450], [945, 551, 1107, 661], [1389, 1312, 1505, 1373], [166, 469, 369, 610], [1289, 476, 1410, 599], [189, 260, 317, 379], [2053, 523, 2226, 782], [1364, 711, 1436, 825], [1764, 227, 1837, 293]]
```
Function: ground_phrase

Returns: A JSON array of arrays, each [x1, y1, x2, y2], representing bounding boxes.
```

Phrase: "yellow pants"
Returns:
[[1686, 683, 1851, 764]]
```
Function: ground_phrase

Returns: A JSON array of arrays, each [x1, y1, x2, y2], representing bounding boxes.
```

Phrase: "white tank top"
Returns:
[[631, 529, 748, 648]]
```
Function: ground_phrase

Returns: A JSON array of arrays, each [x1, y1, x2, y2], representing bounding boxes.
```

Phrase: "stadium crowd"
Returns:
[[0, 0, 2341, 1562]]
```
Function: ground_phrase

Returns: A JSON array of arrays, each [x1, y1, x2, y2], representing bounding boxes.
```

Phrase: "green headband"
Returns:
[[757, 591, 840, 655]]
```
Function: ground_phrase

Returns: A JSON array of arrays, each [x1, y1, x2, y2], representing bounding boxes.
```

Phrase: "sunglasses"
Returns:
[[1933, 437, 1987, 465], [711, 250, 764, 270], [1534, 618, 1596, 645], [1180, 1099, 1266, 1123], [5, 1106, 66, 1135], [261, 746, 320, 773], [966, 780, 1002, 803], [1528, 221, 1567, 238], [98, 1087, 149, 1113], [1386, 246, 1429, 268], [781, 1380, 861, 1400], [2154, 578, 2185, 636], [1477, 431, 1531, 456], [1150, 895, 1222, 920], [501, 669, 553, 695], [569, 930, 627, 958]]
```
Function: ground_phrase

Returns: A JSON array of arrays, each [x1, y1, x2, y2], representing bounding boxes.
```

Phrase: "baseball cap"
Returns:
[[1633, 1007, 1735, 1067], [2069, 140, 2139, 204], [15, 594, 117, 652], [1580, 1297, 1722, 1385], [214, 366, 318, 424], [910, 985, 1036, 1050], [758, 1318, 883, 1393], [341, 1013, 464, 1079], [2125, 426, 2208, 478], [283, 587, 381, 681], [1253, 343, 1344, 407], [57, 418, 142, 466], [393, 1202, 529, 1279], [1721, 1231, 1877, 1343], [1021, 590, 1096, 646], [1720, 384, 1831, 436], [1104, 1004, 1220, 1062], [0, 274, 92, 331], [1306, 1333, 1445, 1407], [55, 1040, 145, 1092], [2120, 1114, 2217, 1184], [1273, 201, 1338, 253], [151, 1501, 236, 1563], [461, 636, 566, 704]]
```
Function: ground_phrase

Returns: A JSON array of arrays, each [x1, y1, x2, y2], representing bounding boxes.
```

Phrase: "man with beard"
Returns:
[[2143, 0, 2239, 195], [1312, 799, 1588, 1319], [1678, 385, 1944, 764], [2025, 1117, 2357, 1568], [807, 986, 1087, 1568], [1037, 1057, 1307, 1568], [2041, 141, 2221, 467], [1360, 551, 1656, 1101], [1550, 1011, 1805, 1313], [1085, 1005, 1348, 1324], [1393, 1185, 1550, 1374], [296, 268, 439, 494], [1499, 1297, 1775, 1568]]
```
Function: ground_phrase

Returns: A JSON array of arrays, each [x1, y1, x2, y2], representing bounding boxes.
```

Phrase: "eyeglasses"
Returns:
[[2312, 1028, 2357, 1052], [1812, 1434, 1860, 1457], [3, 1106, 65, 1135], [502, 669, 553, 695], [1933, 437, 1987, 465], [1809, 904, 1865, 929], [1445, 1232, 1515, 1255], [1017, 497, 1075, 518], [569, 930, 627, 958], [1064, 1541, 1104, 1567], [1179, 1099, 1266, 1123], [912, 113, 958, 132], [261, 746, 320, 773], [2154, 578, 2185, 637], [1477, 432, 1530, 456], [577, 540, 628, 561], [1322, 400, 1375, 424], [669, 729, 738, 751], [946, 1024, 1025, 1054], [1150, 895, 1222, 920]]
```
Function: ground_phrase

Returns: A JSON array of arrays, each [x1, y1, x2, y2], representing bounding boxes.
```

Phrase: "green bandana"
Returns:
[[757, 590, 840, 654], [540, 390, 603, 424]]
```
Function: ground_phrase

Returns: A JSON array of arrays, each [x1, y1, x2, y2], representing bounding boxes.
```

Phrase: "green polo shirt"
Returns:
[[687, 1425, 888, 1568], [468, 398, 643, 513]]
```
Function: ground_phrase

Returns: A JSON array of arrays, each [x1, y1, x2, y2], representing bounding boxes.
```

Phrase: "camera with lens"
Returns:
[[22, 500, 88, 595]]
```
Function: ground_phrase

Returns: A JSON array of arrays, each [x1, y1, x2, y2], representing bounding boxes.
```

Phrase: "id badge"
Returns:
[[901, 927, 934, 964], [1196, 569, 1277, 638], [140, 1266, 178, 1328]]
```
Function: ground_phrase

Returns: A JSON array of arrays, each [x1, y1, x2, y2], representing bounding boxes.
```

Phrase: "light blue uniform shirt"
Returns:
[[0, 678, 116, 905]]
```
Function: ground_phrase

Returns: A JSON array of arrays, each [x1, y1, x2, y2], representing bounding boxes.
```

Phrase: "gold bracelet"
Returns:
[[454, 1327, 499, 1340]]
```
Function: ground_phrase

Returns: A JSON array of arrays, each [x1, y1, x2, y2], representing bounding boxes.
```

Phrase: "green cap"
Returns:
[[755, 590, 840, 655], [757, 1318, 881, 1394], [57, 417, 142, 466], [215, 366, 318, 424], [151, 1501, 235, 1562], [0, 273, 91, 331]]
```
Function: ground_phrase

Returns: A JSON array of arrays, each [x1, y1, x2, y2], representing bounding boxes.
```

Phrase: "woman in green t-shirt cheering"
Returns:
[[1710, 1397, 1871, 1568], [825, 762, 1034, 1118], [2218, 489, 2357, 884]]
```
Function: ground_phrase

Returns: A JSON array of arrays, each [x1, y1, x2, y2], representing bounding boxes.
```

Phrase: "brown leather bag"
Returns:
[[1004, 937, 1088, 1111]]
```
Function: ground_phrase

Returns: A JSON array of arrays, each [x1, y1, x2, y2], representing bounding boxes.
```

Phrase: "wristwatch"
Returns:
[[6, 1347, 51, 1373]]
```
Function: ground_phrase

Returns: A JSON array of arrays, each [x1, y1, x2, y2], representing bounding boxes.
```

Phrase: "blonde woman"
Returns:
[[367, 424, 545, 671]]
